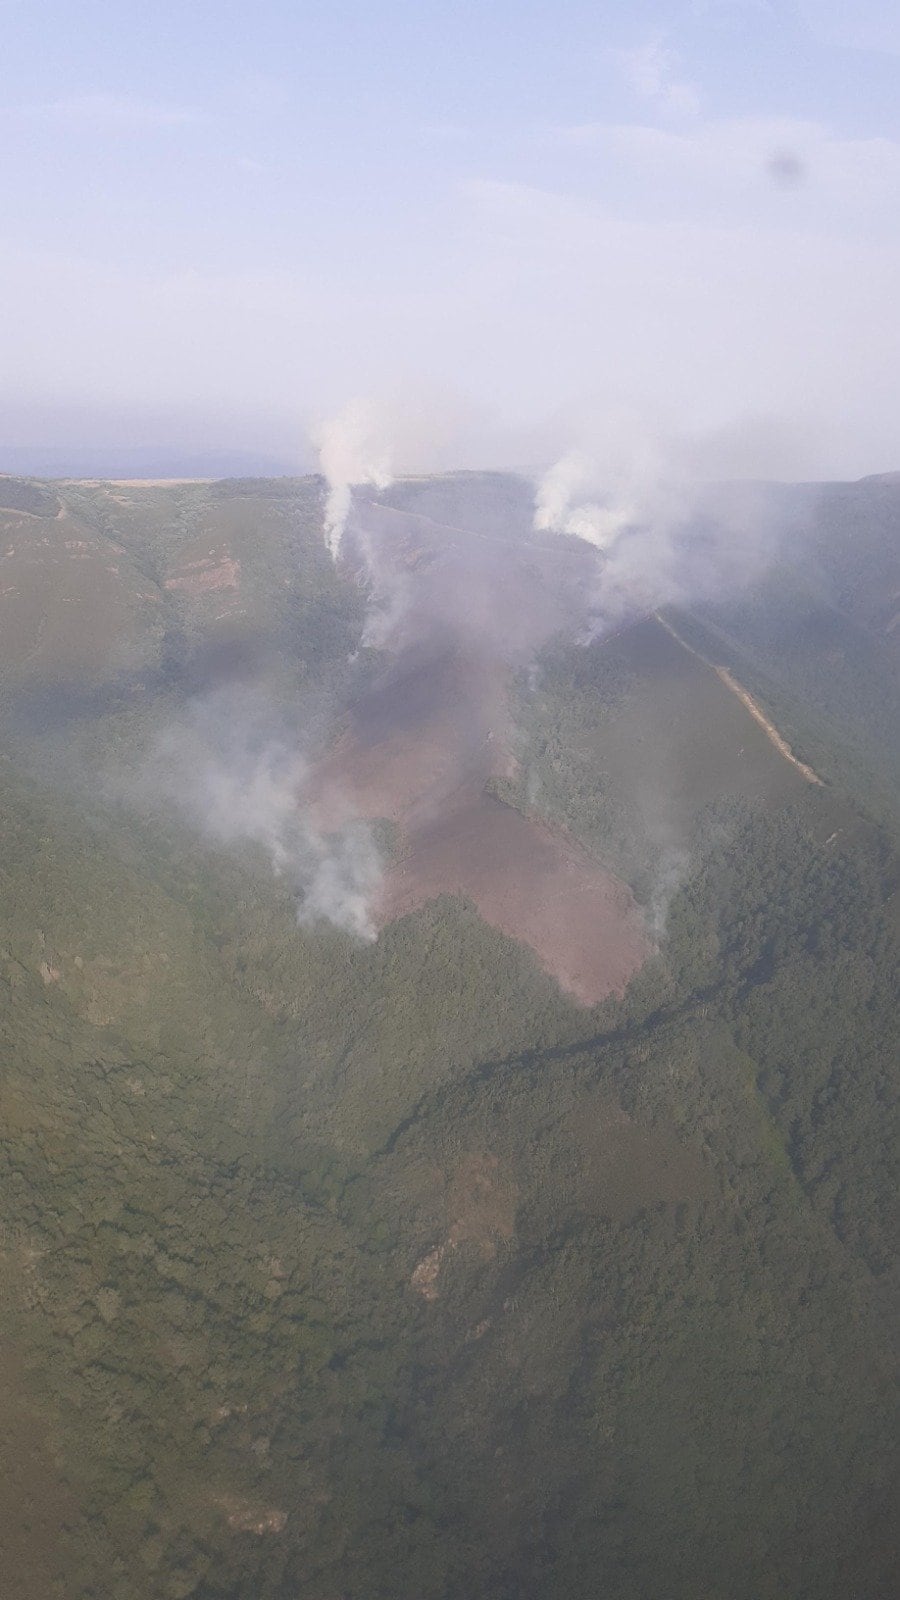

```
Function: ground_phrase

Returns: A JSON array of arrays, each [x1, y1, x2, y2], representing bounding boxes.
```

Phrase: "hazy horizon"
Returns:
[[3, 2, 900, 483]]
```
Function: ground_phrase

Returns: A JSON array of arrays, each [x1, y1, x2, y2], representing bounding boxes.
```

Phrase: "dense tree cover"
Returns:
[[0, 478, 897, 1600], [0, 478, 363, 717], [674, 592, 900, 834], [499, 614, 807, 898], [677, 478, 900, 831], [1, 767, 896, 1599], [0, 476, 60, 516]]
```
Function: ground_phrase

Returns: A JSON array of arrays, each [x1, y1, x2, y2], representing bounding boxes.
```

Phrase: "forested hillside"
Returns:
[[0, 472, 896, 1600], [680, 476, 900, 827]]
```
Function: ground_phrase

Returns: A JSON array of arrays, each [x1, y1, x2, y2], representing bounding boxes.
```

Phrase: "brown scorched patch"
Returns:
[[164, 550, 240, 595], [309, 644, 511, 830], [378, 794, 650, 1006], [312, 496, 652, 1006]]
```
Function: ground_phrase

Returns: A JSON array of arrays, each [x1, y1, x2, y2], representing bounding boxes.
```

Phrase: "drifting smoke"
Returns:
[[644, 842, 692, 939], [140, 690, 382, 940], [534, 415, 677, 547], [359, 560, 412, 651], [534, 449, 642, 550], [315, 398, 393, 559], [527, 409, 815, 934], [534, 412, 792, 635]]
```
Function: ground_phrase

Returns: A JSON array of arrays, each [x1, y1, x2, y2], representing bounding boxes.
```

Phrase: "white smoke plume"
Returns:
[[297, 823, 382, 939], [140, 691, 382, 940], [533, 414, 675, 550], [534, 411, 792, 635], [315, 398, 393, 559], [534, 449, 639, 549]]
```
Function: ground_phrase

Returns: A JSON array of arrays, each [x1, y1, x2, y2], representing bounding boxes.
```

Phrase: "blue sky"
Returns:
[[2, 1, 900, 474]]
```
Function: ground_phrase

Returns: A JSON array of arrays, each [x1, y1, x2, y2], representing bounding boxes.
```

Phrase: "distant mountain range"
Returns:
[[0, 445, 299, 479]]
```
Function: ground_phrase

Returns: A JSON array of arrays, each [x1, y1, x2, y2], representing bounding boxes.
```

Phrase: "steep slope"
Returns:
[[0, 471, 896, 1600], [681, 475, 900, 824]]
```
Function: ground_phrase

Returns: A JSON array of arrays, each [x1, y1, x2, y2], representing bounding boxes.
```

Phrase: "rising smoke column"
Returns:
[[533, 415, 790, 638], [533, 419, 670, 553], [533, 450, 632, 550], [533, 420, 699, 642], [315, 398, 393, 559]]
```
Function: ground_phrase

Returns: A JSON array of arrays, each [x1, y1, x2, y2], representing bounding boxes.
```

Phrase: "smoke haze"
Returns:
[[138, 690, 382, 940], [532, 412, 797, 637]]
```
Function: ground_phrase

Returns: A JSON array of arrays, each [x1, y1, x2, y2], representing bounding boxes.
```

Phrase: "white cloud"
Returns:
[[545, 112, 900, 240], [798, 1, 900, 56], [453, 173, 900, 475], [607, 115, 900, 209], [420, 121, 475, 142], [3, 104, 900, 482], [7, 93, 207, 128], [615, 37, 700, 118]]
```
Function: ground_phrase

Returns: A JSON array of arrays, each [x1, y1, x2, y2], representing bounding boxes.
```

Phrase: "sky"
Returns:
[[2, 0, 900, 477]]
